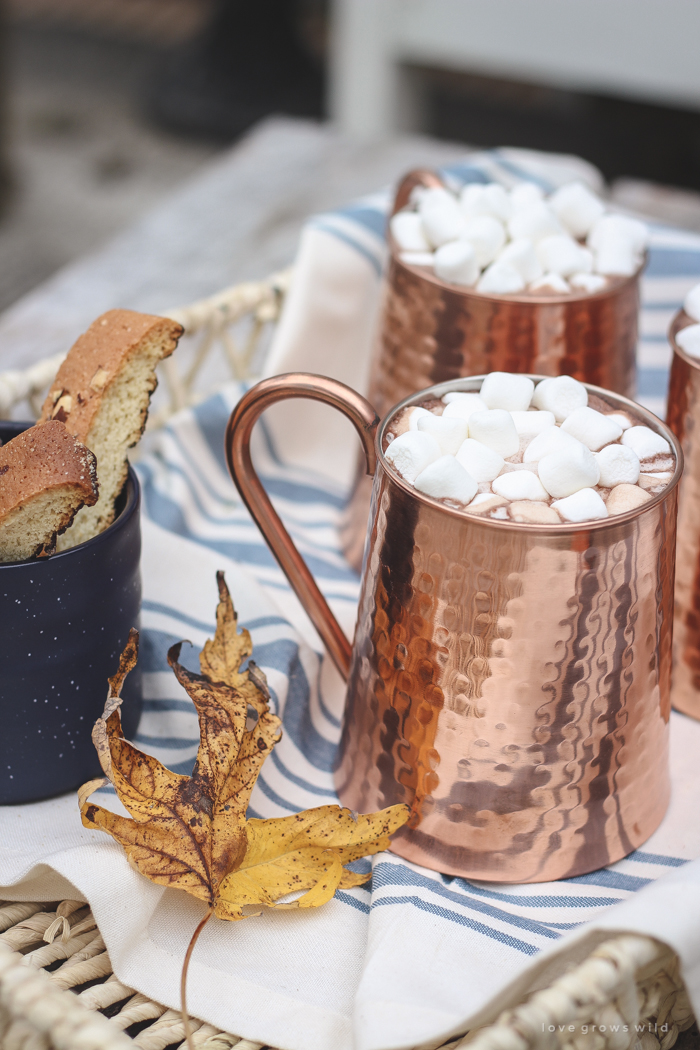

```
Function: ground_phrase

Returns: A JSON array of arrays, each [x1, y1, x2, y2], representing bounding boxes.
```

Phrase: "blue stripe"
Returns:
[[142, 602, 214, 635], [443, 878, 620, 910], [309, 220, 383, 276], [628, 850, 687, 868], [637, 368, 669, 398], [334, 205, 387, 241], [269, 748, 336, 798], [646, 249, 700, 277], [565, 870, 651, 891], [373, 896, 539, 956]]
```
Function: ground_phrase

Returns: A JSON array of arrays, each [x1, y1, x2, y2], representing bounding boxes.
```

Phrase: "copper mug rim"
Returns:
[[389, 167, 646, 305], [378, 374, 684, 533], [669, 309, 700, 370]]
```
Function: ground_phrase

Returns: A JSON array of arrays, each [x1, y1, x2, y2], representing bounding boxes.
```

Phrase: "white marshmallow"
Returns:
[[595, 444, 640, 487], [510, 410, 556, 438], [510, 183, 545, 210], [456, 439, 504, 482], [390, 211, 431, 252], [385, 430, 441, 482], [684, 282, 700, 322], [461, 216, 506, 267], [532, 375, 588, 421], [569, 272, 607, 293], [400, 250, 435, 267], [588, 214, 649, 255], [607, 412, 632, 431], [594, 239, 640, 277], [621, 426, 671, 460], [442, 393, 488, 421], [417, 413, 469, 455], [508, 201, 563, 243], [560, 406, 623, 451], [529, 272, 571, 294], [480, 372, 534, 412], [492, 471, 549, 502], [538, 444, 600, 497], [414, 455, 478, 504], [477, 262, 525, 295], [497, 238, 543, 283], [552, 488, 608, 522], [468, 409, 520, 458], [419, 187, 467, 248], [434, 240, 479, 286], [607, 484, 651, 514], [460, 183, 511, 222], [522, 425, 583, 463], [676, 324, 700, 359], [550, 182, 605, 239], [408, 406, 433, 431], [468, 492, 508, 513], [536, 235, 593, 277]]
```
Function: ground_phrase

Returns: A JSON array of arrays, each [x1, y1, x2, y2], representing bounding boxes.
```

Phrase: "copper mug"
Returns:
[[226, 373, 681, 883], [667, 312, 700, 719]]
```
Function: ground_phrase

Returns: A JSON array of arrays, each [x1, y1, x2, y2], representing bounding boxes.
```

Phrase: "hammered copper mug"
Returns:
[[226, 373, 681, 883]]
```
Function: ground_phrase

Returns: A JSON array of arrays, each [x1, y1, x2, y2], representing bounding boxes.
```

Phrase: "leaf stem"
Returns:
[[181, 904, 215, 1050]]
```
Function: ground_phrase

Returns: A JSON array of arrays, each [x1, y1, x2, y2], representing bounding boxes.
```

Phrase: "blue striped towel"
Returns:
[[2, 147, 700, 1050]]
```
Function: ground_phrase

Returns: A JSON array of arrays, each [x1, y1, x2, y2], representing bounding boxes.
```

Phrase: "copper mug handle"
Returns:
[[225, 373, 379, 681]]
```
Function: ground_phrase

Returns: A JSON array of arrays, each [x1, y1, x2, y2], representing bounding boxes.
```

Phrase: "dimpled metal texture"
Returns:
[[335, 378, 680, 883], [667, 312, 700, 720]]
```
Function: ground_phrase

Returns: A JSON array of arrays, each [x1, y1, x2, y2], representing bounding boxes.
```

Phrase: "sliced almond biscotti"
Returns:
[[0, 420, 98, 562], [40, 309, 183, 548]]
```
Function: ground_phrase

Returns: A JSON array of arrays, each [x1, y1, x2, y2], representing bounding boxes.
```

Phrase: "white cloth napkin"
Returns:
[[3, 146, 700, 1050]]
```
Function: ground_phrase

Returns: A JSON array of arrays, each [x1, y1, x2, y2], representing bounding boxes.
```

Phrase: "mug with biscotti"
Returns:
[[666, 283, 700, 720], [226, 369, 681, 883], [341, 170, 649, 571]]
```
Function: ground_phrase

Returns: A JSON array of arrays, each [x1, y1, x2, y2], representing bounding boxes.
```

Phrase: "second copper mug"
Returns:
[[226, 374, 681, 883]]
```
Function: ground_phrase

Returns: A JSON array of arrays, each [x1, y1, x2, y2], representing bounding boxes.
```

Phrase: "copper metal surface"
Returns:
[[227, 373, 680, 882], [667, 313, 700, 720]]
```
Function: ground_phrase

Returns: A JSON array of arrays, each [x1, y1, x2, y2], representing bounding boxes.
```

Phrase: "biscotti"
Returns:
[[0, 420, 98, 563], [41, 309, 183, 548]]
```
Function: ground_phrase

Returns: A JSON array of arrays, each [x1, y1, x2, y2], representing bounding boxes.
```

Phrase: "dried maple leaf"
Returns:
[[79, 572, 408, 920]]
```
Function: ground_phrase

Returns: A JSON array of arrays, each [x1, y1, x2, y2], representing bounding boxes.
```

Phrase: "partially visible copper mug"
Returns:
[[667, 312, 700, 719], [226, 373, 681, 883]]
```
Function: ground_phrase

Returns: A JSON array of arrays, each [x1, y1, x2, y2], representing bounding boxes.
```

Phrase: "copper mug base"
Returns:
[[226, 373, 680, 883], [667, 312, 700, 719]]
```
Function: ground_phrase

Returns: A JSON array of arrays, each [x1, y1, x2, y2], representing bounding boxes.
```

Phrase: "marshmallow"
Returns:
[[390, 211, 431, 252], [639, 472, 673, 490], [480, 372, 535, 412], [588, 214, 649, 255], [536, 235, 593, 277], [492, 471, 549, 502], [529, 273, 571, 294], [594, 240, 640, 277], [595, 443, 640, 487], [532, 375, 588, 421], [400, 251, 435, 267], [676, 324, 700, 359], [510, 410, 556, 438], [408, 406, 433, 430], [560, 406, 623, 451], [419, 187, 467, 248], [621, 426, 671, 460], [549, 182, 606, 239], [385, 430, 441, 483], [468, 409, 519, 458], [510, 183, 545, 210], [509, 501, 561, 524], [467, 492, 509, 514], [570, 272, 607, 293], [460, 183, 511, 222], [456, 439, 504, 482], [442, 393, 488, 420], [417, 413, 469, 455], [497, 238, 543, 283], [508, 201, 563, 243], [607, 412, 632, 431], [477, 262, 525, 295], [434, 240, 479, 286], [606, 483, 651, 515], [684, 282, 700, 322], [522, 425, 583, 463], [461, 215, 507, 267], [538, 444, 600, 497], [414, 455, 478, 504], [552, 488, 608, 522]]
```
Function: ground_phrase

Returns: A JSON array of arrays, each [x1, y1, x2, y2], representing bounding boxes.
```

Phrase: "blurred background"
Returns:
[[1, 0, 700, 314]]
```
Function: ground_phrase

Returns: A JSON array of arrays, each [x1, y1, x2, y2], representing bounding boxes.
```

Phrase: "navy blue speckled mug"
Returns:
[[0, 421, 142, 804]]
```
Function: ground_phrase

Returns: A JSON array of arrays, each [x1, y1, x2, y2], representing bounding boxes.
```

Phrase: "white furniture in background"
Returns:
[[329, 0, 700, 138]]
